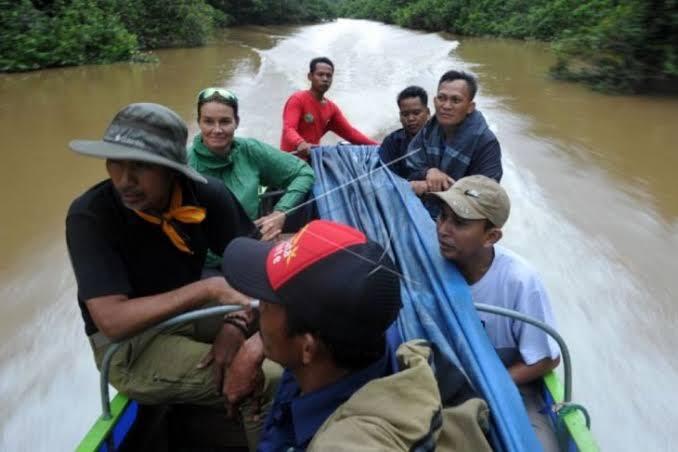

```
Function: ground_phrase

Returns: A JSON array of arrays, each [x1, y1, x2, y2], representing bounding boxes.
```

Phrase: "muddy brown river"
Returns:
[[1, 19, 676, 451]]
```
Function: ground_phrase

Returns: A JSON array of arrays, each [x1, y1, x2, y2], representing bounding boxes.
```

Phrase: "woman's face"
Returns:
[[198, 101, 238, 154]]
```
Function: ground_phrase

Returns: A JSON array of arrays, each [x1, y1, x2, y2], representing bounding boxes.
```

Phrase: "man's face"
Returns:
[[398, 96, 429, 136], [434, 80, 475, 130], [106, 159, 173, 211], [436, 203, 492, 262], [259, 300, 303, 369], [308, 63, 334, 95], [198, 101, 238, 153]]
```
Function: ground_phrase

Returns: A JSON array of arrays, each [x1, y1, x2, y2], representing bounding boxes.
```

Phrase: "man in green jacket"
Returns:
[[188, 87, 314, 245], [221, 219, 492, 451]]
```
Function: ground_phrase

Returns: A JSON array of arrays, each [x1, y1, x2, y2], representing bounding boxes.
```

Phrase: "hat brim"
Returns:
[[69, 139, 207, 184], [427, 190, 487, 220], [222, 237, 281, 303]]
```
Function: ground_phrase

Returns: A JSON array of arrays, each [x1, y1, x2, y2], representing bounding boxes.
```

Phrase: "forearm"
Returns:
[[88, 279, 215, 340], [273, 169, 314, 213], [508, 357, 560, 385]]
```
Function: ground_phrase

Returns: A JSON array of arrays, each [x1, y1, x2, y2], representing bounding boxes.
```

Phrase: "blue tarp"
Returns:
[[311, 145, 541, 452]]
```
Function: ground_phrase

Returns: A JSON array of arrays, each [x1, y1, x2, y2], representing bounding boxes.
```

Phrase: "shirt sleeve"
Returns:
[[281, 94, 306, 151], [66, 213, 133, 301], [512, 282, 560, 365], [203, 180, 260, 256], [466, 138, 503, 182], [252, 140, 315, 214], [327, 104, 378, 145]]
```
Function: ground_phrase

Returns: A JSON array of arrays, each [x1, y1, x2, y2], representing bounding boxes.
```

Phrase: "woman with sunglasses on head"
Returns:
[[188, 88, 314, 256]]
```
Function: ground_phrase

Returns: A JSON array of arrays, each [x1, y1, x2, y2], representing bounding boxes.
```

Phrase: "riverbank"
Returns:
[[0, 0, 337, 73], [337, 0, 678, 94]]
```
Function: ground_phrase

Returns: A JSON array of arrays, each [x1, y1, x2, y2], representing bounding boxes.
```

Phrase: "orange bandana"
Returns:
[[134, 184, 206, 254]]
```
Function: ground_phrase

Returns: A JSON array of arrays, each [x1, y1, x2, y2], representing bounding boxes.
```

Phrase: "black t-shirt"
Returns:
[[66, 176, 257, 335]]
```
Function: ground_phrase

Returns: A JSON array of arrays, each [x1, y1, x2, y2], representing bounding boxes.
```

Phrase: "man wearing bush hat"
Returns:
[[66, 102, 277, 449]]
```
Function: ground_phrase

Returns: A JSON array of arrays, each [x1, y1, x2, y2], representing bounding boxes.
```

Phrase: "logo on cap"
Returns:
[[265, 221, 367, 290]]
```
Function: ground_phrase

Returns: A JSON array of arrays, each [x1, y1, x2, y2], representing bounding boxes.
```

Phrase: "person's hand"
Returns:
[[224, 333, 265, 416], [254, 211, 286, 241], [410, 180, 429, 196], [203, 276, 251, 306], [197, 323, 246, 405], [294, 141, 312, 158], [425, 168, 453, 192]]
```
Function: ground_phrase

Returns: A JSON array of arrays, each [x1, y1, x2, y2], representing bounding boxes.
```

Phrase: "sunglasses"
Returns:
[[197, 87, 238, 104]]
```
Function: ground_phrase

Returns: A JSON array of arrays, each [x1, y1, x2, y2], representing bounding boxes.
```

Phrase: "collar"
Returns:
[[191, 134, 237, 171], [426, 110, 485, 146], [287, 351, 390, 446]]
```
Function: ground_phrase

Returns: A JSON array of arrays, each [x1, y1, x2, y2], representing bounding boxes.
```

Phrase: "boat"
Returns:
[[76, 145, 598, 451]]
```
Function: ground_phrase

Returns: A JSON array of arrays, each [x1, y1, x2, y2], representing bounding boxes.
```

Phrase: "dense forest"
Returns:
[[0, 0, 337, 72], [337, 0, 678, 93], [3, 0, 676, 93]]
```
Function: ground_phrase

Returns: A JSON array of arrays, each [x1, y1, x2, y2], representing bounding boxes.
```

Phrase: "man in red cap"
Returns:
[[222, 220, 492, 451]]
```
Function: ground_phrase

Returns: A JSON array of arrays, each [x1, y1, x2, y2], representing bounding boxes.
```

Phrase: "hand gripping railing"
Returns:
[[98, 302, 258, 420], [473, 303, 572, 403]]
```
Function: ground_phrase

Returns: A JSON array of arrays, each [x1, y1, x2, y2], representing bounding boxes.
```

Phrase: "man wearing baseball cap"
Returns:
[[222, 219, 493, 451], [66, 103, 278, 449], [429, 174, 560, 450]]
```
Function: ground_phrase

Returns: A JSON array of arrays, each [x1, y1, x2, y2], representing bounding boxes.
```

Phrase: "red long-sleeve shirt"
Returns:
[[280, 90, 377, 153]]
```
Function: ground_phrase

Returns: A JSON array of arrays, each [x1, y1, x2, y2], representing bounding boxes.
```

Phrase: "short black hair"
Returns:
[[438, 70, 478, 100], [397, 85, 428, 108], [283, 302, 385, 371], [309, 57, 334, 73]]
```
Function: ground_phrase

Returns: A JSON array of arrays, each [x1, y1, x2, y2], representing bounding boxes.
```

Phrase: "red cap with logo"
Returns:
[[222, 220, 402, 344]]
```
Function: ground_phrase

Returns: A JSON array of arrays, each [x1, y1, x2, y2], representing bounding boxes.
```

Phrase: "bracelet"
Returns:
[[223, 317, 248, 337]]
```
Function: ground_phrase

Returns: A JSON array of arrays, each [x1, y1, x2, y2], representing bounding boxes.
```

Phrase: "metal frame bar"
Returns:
[[98, 303, 258, 420], [97, 301, 571, 418], [474, 302, 572, 402]]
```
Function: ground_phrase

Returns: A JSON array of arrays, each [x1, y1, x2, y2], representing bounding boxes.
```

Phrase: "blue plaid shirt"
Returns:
[[404, 110, 502, 183]]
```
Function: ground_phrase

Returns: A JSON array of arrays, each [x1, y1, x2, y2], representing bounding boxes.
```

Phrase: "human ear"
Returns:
[[301, 333, 319, 366], [484, 228, 502, 247]]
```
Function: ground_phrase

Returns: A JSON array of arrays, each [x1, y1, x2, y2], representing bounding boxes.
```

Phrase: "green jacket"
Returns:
[[308, 340, 492, 452], [188, 135, 314, 220]]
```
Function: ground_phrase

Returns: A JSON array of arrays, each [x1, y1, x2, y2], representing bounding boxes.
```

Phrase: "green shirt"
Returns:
[[188, 135, 314, 221]]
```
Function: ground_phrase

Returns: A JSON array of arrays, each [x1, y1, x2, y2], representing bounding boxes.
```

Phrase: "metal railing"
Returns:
[[97, 301, 572, 419], [98, 302, 258, 420], [474, 302, 572, 403]]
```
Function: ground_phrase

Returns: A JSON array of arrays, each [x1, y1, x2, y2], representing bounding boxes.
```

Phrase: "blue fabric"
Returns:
[[258, 352, 391, 452], [403, 111, 502, 182], [311, 144, 541, 452]]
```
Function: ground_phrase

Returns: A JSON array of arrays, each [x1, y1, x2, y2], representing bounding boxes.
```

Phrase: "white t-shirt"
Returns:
[[471, 245, 560, 366]]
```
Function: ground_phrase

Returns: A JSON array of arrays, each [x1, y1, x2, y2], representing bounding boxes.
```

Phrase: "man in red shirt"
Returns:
[[280, 57, 378, 159]]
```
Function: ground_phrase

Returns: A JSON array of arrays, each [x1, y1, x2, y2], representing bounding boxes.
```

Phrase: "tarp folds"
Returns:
[[311, 145, 541, 452]]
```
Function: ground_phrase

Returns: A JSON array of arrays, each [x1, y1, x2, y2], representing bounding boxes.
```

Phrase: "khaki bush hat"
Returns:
[[428, 175, 510, 227], [69, 102, 207, 184]]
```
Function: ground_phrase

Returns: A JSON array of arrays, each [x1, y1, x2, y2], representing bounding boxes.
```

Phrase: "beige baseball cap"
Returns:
[[428, 175, 510, 227]]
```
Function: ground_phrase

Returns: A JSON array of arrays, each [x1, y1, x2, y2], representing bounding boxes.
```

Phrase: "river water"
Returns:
[[1, 19, 676, 451]]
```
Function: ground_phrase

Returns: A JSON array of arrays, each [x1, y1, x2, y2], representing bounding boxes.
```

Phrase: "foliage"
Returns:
[[107, 0, 225, 49], [207, 0, 337, 25], [1, 0, 336, 72], [0, 0, 137, 72], [337, 0, 678, 93]]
